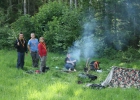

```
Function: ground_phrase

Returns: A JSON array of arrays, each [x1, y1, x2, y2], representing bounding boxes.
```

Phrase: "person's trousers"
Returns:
[[17, 52, 25, 69], [31, 51, 39, 67], [65, 63, 74, 70], [40, 56, 47, 72]]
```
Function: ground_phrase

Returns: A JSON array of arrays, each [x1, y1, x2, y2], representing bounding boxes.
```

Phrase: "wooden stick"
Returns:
[[86, 58, 90, 74]]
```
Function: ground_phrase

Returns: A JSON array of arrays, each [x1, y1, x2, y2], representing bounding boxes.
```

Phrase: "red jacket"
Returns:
[[38, 42, 47, 57]]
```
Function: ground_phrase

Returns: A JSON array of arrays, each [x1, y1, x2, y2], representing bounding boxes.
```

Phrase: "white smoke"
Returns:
[[68, 19, 97, 61]]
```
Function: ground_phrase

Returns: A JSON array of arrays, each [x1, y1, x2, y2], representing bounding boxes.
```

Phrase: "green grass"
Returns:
[[0, 50, 140, 100]]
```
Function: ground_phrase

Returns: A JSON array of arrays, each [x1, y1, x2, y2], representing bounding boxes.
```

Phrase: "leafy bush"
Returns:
[[43, 10, 82, 52], [10, 1, 82, 52], [0, 8, 13, 49], [11, 15, 34, 40], [121, 47, 139, 62]]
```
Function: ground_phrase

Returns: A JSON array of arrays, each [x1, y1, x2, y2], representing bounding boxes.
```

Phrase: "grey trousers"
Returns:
[[40, 56, 47, 72], [31, 51, 39, 67]]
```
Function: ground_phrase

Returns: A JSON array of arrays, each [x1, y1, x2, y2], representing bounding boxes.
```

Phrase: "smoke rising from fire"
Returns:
[[68, 1, 140, 60], [68, 18, 97, 61]]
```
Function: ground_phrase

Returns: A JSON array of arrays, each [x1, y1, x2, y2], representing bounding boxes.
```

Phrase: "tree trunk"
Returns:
[[133, 17, 135, 35], [9, 0, 12, 11], [33, 0, 35, 14], [114, 1, 116, 34], [89, 0, 92, 12], [28, 0, 29, 14], [79, 0, 83, 8], [9, 0, 12, 6], [70, 0, 73, 8], [24, 0, 27, 15], [74, 0, 77, 8], [18, 0, 20, 12], [89, 0, 92, 5]]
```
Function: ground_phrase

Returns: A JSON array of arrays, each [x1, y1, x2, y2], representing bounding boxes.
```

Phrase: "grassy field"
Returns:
[[0, 50, 140, 100]]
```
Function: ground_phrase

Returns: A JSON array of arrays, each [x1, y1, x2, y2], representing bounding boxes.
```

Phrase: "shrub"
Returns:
[[11, 1, 82, 52], [0, 8, 13, 49], [11, 14, 34, 40]]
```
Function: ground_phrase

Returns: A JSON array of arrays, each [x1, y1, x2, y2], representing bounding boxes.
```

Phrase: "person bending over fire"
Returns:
[[65, 53, 76, 71], [90, 61, 100, 71]]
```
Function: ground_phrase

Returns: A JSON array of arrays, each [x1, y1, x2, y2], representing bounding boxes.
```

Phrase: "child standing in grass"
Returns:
[[38, 37, 47, 72]]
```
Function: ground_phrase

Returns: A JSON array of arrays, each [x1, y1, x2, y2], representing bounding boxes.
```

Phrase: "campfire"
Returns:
[[84, 58, 101, 73]]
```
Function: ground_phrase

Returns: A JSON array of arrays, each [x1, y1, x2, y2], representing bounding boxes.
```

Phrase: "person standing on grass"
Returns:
[[14, 33, 27, 69], [28, 33, 39, 67], [38, 37, 47, 72]]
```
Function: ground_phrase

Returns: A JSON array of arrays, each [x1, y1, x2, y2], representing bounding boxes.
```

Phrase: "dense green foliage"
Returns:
[[1, 50, 140, 100], [11, 1, 82, 52], [0, 8, 12, 49], [0, 0, 140, 55]]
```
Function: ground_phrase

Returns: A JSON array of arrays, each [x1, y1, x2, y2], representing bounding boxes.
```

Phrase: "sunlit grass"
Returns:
[[0, 50, 140, 100]]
